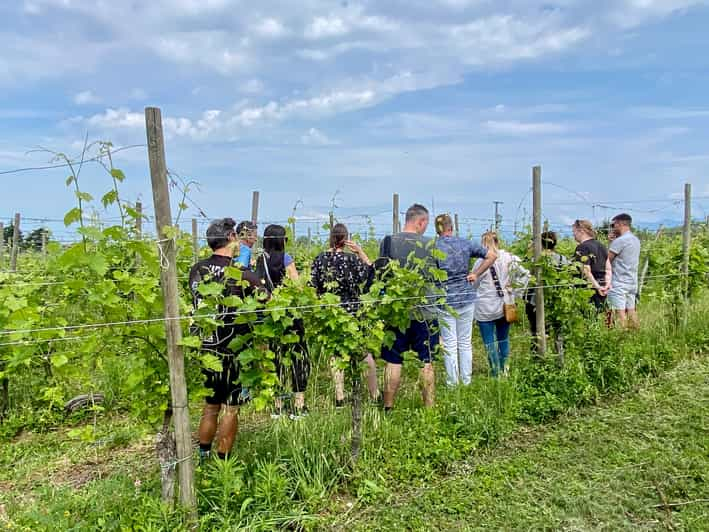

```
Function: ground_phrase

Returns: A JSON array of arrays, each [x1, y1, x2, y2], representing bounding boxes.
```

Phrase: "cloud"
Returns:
[[301, 127, 338, 145], [151, 32, 250, 75], [73, 90, 101, 105], [484, 120, 569, 135], [252, 17, 289, 39], [305, 16, 350, 39]]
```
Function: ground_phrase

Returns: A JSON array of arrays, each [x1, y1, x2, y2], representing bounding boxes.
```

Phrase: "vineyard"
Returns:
[[1, 111, 709, 531]]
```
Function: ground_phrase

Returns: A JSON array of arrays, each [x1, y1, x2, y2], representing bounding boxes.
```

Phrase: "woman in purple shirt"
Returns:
[[434, 215, 497, 386]]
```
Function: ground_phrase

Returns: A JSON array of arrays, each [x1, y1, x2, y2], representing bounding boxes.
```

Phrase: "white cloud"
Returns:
[[86, 108, 143, 129], [151, 32, 249, 75], [305, 16, 350, 39], [484, 120, 569, 135], [301, 127, 338, 145], [252, 18, 288, 38], [73, 90, 101, 105]]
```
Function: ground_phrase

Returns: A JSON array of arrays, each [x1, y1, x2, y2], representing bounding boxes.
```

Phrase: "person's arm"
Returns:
[[467, 248, 497, 283], [600, 257, 612, 295], [582, 264, 603, 292]]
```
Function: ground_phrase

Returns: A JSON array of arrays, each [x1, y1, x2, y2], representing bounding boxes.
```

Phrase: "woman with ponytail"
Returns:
[[311, 224, 380, 407]]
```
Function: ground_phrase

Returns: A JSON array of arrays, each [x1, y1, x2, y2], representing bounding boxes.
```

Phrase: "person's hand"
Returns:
[[466, 272, 478, 283], [345, 240, 363, 255]]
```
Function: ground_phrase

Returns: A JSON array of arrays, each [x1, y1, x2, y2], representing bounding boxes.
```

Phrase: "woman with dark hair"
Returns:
[[311, 223, 380, 407], [255, 224, 308, 419]]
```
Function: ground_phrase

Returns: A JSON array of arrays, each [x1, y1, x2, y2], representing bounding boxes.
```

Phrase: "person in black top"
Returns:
[[255, 224, 310, 419], [572, 219, 612, 311], [189, 217, 263, 461], [311, 223, 380, 407]]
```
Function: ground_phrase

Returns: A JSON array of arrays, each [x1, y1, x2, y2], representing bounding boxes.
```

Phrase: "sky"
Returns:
[[2, 0, 709, 240]]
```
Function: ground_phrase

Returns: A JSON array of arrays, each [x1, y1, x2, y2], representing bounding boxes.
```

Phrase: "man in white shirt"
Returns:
[[608, 213, 641, 329]]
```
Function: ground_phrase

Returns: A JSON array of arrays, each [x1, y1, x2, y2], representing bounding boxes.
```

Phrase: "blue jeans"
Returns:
[[478, 318, 511, 377]]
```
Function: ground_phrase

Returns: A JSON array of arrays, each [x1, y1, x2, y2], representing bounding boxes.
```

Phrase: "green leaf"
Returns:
[[178, 336, 203, 348], [66, 175, 75, 186], [75, 191, 93, 202], [200, 353, 223, 372], [63, 207, 82, 226], [101, 190, 119, 208], [110, 168, 126, 182], [52, 354, 69, 367]]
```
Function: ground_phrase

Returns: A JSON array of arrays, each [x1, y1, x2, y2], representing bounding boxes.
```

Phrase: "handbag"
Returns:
[[490, 265, 519, 323]]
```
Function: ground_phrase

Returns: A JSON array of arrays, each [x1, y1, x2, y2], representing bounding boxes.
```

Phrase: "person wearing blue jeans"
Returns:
[[477, 318, 511, 377], [473, 231, 529, 377]]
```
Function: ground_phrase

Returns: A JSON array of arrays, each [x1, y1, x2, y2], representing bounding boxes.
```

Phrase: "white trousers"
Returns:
[[439, 303, 475, 386]]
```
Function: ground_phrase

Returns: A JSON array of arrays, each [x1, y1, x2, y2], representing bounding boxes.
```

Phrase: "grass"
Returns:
[[1, 294, 708, 530], [332, 355, 709, 531]]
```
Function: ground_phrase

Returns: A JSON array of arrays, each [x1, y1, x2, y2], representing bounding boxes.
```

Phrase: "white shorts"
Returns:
[[607, 286, 637, 310]]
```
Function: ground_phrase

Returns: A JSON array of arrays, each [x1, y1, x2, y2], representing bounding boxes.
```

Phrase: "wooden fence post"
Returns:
[[682, 183, 692, 299], [10, 213, 21, 272], [454, 214, 460, 237], [251, 191, 259, 225], [145, 107, 196, 514], [393, 193, 400, 234], [41, 230, 47, 260], [532, 167, 547, 357]]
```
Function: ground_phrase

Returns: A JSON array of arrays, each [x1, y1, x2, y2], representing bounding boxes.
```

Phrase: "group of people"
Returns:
[[188, 204, 641, 461]]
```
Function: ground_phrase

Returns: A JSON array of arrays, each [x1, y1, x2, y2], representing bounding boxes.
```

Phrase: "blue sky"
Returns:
[[2, 0, 709, 239]]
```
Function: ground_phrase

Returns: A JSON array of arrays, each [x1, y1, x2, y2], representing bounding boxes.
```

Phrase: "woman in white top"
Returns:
[[473, 231, 529, 377]]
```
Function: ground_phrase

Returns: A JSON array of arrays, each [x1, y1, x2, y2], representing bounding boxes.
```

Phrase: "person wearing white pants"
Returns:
[[434, 214, 497, 386], [439, 302, 476, 385]]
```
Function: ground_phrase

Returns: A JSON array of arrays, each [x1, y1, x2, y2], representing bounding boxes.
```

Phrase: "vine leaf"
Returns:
[[64, 207, 82, 226]]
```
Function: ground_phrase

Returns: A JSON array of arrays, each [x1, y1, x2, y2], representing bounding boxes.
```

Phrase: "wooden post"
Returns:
[[532, 166, 547, 357], [41, 230, 47, 260], [307, 227, 312, 254], [682, 183, 692, 299], [10, 213, 21, 273], [454, 214, 460, 237], [393, 193, 400, 234], [144, 107, 196, 513], [329, 212, 335, 230], [191, 218, 199, 260], [251, 191, 259, 225]]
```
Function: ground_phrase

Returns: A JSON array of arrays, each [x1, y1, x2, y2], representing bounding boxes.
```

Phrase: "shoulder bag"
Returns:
[[489, 264, 518, 323]]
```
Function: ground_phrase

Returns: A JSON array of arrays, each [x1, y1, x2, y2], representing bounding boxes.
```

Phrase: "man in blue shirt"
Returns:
[[234, 220, 257, 269]]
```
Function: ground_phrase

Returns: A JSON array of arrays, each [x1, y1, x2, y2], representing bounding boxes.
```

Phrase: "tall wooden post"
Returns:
[[41, 230, 47, 260], [393, 193, 400, 234], [251, 191, 259, 225], [682, 183, 692, 299], [145, 107, 196, 513], [10, 213, 21, 273], [454, 214, 460, 237], [329, 212, 335, 230], [532, 166, 547, 356], [191, 218, 199, 260]]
